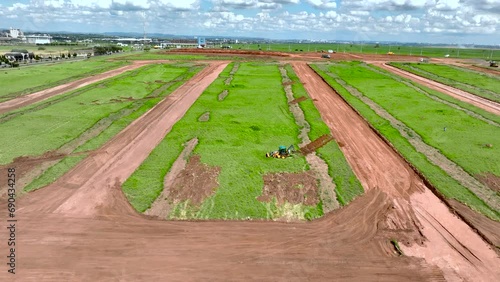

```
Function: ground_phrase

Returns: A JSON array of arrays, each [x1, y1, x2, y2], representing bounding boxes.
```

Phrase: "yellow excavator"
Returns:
[[266, 145, 295, 159]]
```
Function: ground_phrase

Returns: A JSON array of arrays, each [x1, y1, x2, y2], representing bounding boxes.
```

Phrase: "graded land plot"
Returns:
[[0, 58, 129, 102], [123, 62, 355, 220], [0, 63, 202, 195], [312, 62, 500, 221], [389, 62, 500, 103]]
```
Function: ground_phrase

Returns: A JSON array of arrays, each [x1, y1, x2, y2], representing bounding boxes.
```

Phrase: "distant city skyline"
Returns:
[[1, 0, 499, 45]]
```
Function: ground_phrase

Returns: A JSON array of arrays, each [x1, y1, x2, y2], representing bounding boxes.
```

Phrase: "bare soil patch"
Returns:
[[299, 134, 334, 155], [218, 90, 228, 101], [198, 111, 210, 122], [258, 172, 319, 206], [145, 138, 198, 218], [289, 96, 307, 104], [476, 172, 500, 193], [169, 155, 220, 206]]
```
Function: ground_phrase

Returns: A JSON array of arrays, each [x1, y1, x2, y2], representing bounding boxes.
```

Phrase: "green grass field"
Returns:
[[0, 58, 129, 102], [312, 63, 499, 220], [0, 63, 194, 166], [124, 62, 358, 220], [389, 63, 500, 103], [24, 65, 202, 192]]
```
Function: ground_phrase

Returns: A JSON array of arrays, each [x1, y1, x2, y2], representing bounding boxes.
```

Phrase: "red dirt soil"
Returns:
[[374, 62, 500, 115], [292, 62, 500, 281], [169, 155, 220, 205], [258, 172, 319, 206], [0, 57, 498, 280]]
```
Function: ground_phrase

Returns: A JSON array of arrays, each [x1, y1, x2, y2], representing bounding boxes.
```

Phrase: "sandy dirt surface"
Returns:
[[0, 55, 498, 280], [0, 62, 152, 115], [374, 62, 500, 115], [0, 59, 446, 281], [292, 62, 500, 281]]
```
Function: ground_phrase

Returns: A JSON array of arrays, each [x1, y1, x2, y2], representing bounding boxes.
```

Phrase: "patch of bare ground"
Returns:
[[289, 96, 307, 104], [476, 172, 500, 193], [169, 155, 220, 207], [278, 65, 339, 212], [328, 64, 499, 211], [299, 134, 334, 155], [258, 172, 319, 206], [448, 199, 500, 253], [198, 111, 210, 122], [225, 62, 239, 85], [145, 138, 198, 219], [218, 90, 228, 101]]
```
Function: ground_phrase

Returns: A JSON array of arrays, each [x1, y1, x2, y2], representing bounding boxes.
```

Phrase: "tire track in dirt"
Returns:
[[374, 62, 500, 115], [292, 62, 500, 281], [0, 62, 151, 115], [17, 61, 229, 218]]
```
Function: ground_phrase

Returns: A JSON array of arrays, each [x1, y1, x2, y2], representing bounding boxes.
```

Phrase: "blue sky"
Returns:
[[1, 1, 499, 45]]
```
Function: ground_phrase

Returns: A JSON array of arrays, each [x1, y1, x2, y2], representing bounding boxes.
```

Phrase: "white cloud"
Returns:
[[306, 0, 337, 9]]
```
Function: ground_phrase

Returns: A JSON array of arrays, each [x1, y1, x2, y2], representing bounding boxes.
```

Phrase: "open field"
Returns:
[[222, 43, 500, 60], [312, 62, 499, 220], [0, 50, 499, 281], [0, 58, 129, 102], [123, 62, 354, 220], [390, 62, 500, 103]]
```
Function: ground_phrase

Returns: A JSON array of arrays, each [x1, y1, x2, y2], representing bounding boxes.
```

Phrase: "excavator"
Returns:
[[266, 145, 295, 159]]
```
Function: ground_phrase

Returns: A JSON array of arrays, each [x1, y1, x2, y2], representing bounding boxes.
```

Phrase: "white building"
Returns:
[[9, 28, 24, 39], [25, 34, 52, 44]]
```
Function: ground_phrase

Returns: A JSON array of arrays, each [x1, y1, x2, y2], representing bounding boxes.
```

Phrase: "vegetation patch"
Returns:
[[124, 62, 325, 220]]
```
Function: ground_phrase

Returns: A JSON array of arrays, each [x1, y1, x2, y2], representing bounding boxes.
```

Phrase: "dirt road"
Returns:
[[16, 61, 228, 217], [0, 62, 148, 115], [374, 62, 500, 115], [0, 59, 497, 281], [292, 62, 500, 281]]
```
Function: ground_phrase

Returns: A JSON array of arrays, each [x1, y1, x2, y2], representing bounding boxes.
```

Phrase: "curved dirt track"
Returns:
[[374, 62, 500, 115], [292, 62, 500, 281], [0, 58, 498, 281], [0, 61, 152, 115]]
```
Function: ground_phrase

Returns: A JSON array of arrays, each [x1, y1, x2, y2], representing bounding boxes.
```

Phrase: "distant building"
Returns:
[[9, 28, 24, 39], [25, 34, 52, 44]]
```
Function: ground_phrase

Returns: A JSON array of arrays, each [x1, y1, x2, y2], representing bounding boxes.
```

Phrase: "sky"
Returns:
[[1, 0, 499, 45]]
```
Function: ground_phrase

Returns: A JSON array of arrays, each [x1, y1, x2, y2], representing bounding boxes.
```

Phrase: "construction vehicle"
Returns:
[[266, 145, 295, 159], [490, 60, 498, 67]]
